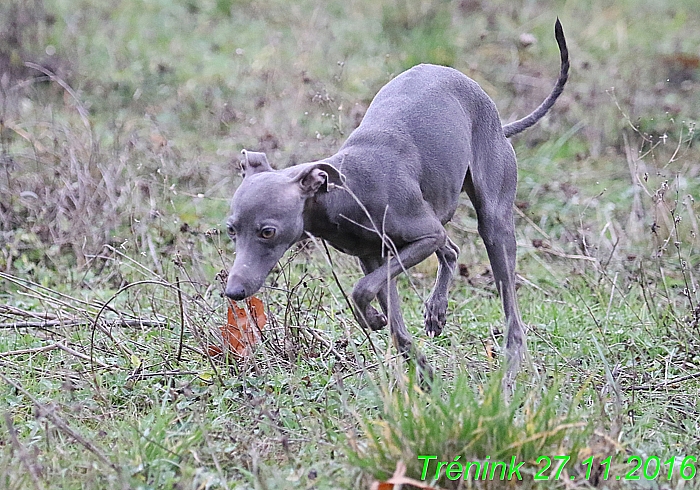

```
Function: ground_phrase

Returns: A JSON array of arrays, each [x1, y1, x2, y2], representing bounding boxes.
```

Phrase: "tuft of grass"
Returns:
[[349, 369, 592, 488]]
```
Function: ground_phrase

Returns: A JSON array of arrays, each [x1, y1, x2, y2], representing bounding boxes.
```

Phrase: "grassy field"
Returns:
[[1, 0, 699, 488]]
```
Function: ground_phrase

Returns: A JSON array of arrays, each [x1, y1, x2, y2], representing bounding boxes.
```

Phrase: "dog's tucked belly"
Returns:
[[308, 217, 407, 258]]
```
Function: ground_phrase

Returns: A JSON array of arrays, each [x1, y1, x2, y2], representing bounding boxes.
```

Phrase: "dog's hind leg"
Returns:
[[464, 161, 527, 392], [424, 236, 459, 338], [478, 206, 526, 391]]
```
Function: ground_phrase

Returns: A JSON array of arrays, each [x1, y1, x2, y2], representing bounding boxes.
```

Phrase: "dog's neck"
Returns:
[[303, 191, 333, 235], [300, 152, 372, 255]]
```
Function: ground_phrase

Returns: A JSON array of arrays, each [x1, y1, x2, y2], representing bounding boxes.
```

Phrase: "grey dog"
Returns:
[[224, 19, 569, 384]]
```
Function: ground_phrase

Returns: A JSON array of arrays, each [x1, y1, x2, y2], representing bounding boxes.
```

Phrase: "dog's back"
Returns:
[[329, 63, 511, 227]]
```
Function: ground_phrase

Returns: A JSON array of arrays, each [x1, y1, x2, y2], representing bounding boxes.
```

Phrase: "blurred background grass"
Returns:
[[2, 0, 699, 276]]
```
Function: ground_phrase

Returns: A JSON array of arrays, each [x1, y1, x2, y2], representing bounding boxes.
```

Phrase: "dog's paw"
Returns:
[[424, 296, 447, 337], [415, 352, 435, 388], [366, 306, 387, 331], [356, 305, 387, 331]]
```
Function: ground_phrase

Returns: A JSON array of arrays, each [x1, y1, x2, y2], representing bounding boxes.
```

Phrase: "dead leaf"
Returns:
[[149, 132, 167, 148], [208, 296, 267, 358], [484, 338, 494, 360], [206, 344, 223, 356], [370, 461, 439, 490], [370, 482, 393, 490]]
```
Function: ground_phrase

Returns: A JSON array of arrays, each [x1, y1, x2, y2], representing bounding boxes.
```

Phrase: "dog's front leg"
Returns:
[[359, 257, 435, 382], [351, 232, 445, 333], [352, 231, 445, 378], [359, 257, 411, 349]]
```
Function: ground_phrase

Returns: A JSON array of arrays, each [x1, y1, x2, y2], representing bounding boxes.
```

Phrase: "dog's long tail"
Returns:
[[502, 18, 569, 138]]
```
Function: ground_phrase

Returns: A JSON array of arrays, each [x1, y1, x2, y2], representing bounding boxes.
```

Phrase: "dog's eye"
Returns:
[[260, 227, 276, 239], [226, 224, 236, 239]]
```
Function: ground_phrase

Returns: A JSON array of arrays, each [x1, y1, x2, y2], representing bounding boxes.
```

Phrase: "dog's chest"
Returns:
[[309, 217, 386, 257]]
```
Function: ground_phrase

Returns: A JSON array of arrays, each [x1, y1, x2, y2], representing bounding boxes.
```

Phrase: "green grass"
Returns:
[[350, 369, 592, 487], [2, 0, 700, 488]]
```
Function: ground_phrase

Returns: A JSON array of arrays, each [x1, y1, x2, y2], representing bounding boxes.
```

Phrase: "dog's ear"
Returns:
[[240, 149, 273, 177], [293, 162, 344, 196]]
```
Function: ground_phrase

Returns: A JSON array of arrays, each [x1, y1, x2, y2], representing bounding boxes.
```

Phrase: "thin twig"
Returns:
[[90, 279, 179, 374], [529, 246, 599, 263], [55, 342, 113, 369], [24, 62, 92, 135], [629, 371, 700, 391], [319, 239, 378, 355], [176, 276, 185, 362], [126, 370, 200, 379], [197, 412, 231, 490], [0, 373, 126, 485], [0, 318, 166, 329], [0, 304, 59, 320], [4, 411, 46, 490], [0, 271, 124, 319], [0, 343, 62, 358]]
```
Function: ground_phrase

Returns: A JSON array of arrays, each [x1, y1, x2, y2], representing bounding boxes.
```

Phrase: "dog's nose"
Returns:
[[225, 283, 247, 301]]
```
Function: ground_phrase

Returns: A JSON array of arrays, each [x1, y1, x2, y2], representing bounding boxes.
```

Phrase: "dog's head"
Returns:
[[224, 150, 343, 300]]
